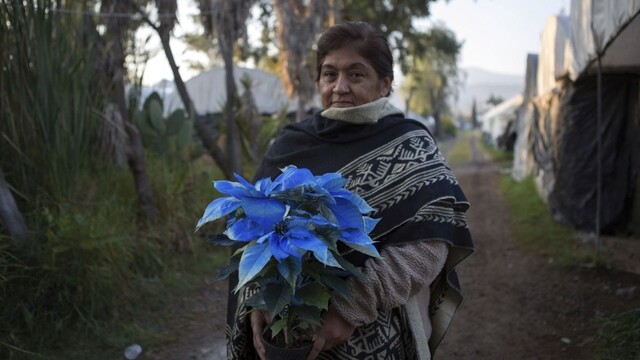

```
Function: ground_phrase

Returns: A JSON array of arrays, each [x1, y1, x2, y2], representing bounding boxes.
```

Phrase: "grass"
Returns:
[[0, 153, 233, 359], [499, 175, 607, 267], [594, 308, 640, 360], [445, 131, 473, 165], [484, 138, 638, 359], [476, 134, 513, 165]]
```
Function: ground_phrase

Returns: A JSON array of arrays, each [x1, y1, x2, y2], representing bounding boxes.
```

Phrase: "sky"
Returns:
[[424, 0, 570, 75], [140, 0, 571, 85]]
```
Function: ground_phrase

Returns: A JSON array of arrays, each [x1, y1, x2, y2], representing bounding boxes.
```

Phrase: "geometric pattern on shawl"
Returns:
[[225, 114, 474, 359], [335, 127, 473, 357]]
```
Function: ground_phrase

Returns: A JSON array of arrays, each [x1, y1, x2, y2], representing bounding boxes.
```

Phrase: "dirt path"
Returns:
[[438, 133, 640, 359], [142, 132, 640, 360]]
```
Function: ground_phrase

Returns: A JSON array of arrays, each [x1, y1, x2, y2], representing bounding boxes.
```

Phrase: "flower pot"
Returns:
[[262, 334, 313, 360]]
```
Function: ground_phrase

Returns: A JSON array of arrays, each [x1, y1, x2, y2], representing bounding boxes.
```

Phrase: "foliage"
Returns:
[[440, 114, 457, 138], [0, 153, 223, 359], [340, 0, 439, 74], [197, 166, 380, 347], [445, 131, 472, 165], [0, 0, 104, 204], [132, 91, 195, 165], [400, 24, 463, 136], [500, 175, 607, 267], [594, 308, 640, 360], [486, 94, 505, 106], [478, 135, 514, 165]]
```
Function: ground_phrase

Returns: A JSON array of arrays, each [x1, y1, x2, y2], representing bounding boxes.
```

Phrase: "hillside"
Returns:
[[454, 67, 524, 114]]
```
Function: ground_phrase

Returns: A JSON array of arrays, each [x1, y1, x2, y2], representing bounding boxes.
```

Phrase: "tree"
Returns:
[[486, 94, 504, 106], [127, 0, 235, 178], [99, 0, 159, 221], [197, 0, 257, 176], [340, 0, 440, 73], [401, 24, 463, 137], [272, 0, 328, 122], [471, 98, 479, 128]]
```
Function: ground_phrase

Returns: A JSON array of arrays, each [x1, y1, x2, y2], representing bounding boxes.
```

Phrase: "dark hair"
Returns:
[[315, 21, 394, 84]]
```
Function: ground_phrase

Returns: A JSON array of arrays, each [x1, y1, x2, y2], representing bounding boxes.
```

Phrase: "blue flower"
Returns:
[[196, 173, 285, 231], [197, 166, 382, 298]]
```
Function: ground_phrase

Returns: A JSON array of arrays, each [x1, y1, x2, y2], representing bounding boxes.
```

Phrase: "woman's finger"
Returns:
[[250, 311, 267, 360], [306, 336, 326, 360]]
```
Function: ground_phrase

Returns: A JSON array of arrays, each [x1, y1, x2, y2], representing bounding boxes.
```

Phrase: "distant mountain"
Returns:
[[454, 67, 524, 114]]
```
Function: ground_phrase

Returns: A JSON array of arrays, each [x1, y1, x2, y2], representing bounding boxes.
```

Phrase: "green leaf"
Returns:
[[333, 251, 365, 279], [263, 282, 293, 317], [148, 99, 165, 134], [297, 283, 331, 310], [214, 258, 239, 281], [320, 274, 350, 299], [175, 119, 193, 149], [278, 257, 301, 288], [267, 318, 287, 338], [244, 293, 266, 310], [166, 109, 185, 136], [292, 304, 323, 329]]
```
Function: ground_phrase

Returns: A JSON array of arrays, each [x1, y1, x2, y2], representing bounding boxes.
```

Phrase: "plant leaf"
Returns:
[[235, 242, 273, 291], [244, 293, 266, 310], [277, 256, 302, 288], [263, 282, 293, 317], [196, 197, 241, 230], [267, 318, 287, 338], [241, 198, 286, 229], [329, 198, 364, 229], [333, 251, 365, 279], [226, 218, 264, 241], [297, 283, 331, 310], [208, 233, 236, 246], [320, 274, 350, 298], [292, 304, 323, 329], [214, 258, 239, 281]]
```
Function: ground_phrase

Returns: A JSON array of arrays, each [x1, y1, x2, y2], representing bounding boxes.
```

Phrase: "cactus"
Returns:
[[133, 91, 194, 161]]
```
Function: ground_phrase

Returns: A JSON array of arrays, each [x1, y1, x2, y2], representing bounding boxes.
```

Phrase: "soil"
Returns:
[[140, 133, 640, 360]]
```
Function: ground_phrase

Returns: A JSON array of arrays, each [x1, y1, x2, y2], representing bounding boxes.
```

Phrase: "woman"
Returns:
[[226, 21, 474, 360]]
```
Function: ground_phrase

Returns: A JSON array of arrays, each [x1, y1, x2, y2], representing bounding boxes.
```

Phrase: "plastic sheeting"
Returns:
[[543, 75, 640, 232], [568, 0, 640, 79], [481, 95, 523, 149], [163, 66, 297, 116], [522, 0, 640, 233], [537, 15, 572, 96], [512, 54, 539, 181], [536, 0, 640, 96]]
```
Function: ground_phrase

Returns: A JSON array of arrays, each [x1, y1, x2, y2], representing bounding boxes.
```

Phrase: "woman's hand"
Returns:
[[250, 310, 272, 360], [306, 307, 355, 360]]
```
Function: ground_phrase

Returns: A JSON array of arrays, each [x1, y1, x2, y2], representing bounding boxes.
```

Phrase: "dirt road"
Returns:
[[142, 132, 640, 360], [438, 133, 640, 359]]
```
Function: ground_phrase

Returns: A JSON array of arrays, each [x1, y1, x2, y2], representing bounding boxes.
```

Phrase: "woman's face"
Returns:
[[318, 47, 392, 109]]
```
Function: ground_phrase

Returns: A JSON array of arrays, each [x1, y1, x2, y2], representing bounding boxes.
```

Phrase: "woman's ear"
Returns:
[[381, 76, 393, 97]]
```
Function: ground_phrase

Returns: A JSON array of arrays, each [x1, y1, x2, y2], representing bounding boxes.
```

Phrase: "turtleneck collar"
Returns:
[[320, 97, 403, 124]]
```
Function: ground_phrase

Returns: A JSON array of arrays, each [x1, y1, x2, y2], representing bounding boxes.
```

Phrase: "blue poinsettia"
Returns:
[[195, 166, 381, 348]]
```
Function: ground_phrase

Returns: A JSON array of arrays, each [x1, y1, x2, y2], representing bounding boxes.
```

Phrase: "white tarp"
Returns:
[[480, 94, 523, 147], [568, 0, 640, 79], [537, 15, 572, 96], [163, 66, 297, 116], [537, 0, 640, 96], [512, 54, 538, 181]]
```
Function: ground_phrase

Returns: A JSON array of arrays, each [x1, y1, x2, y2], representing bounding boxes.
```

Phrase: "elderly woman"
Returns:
[[226, 21, 474, 360]]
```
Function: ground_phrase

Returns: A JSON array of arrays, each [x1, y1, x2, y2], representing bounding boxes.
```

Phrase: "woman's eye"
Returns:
[[324, 71, 337, 78], [350, 72, 364, 79]]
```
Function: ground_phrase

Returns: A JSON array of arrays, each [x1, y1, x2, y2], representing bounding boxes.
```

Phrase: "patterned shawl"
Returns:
[[226, 108, 474, 359]]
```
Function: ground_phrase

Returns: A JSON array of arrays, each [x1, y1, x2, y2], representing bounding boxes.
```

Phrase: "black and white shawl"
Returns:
[[226, 102, 474, 359]]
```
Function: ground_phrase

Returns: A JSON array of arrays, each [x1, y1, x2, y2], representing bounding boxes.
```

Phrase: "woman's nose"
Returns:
[[333, 74, 349, 94]]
